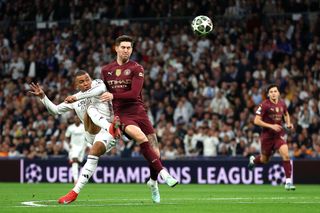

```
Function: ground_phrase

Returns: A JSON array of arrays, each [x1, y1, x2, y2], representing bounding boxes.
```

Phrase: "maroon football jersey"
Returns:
[[101, 60, 147, 115], [255, 99, 287, 139]]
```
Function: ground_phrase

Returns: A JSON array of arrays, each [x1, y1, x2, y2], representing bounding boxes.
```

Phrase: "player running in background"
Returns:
[[64, 116, 87, 184], [248, 84, 296, 190], [29, 70, 121, 204], [100, 35, 178, 203]]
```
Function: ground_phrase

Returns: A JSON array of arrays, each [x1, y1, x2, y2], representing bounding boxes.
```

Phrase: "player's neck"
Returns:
[[117, 58, 129, 65], [270, 98, 278, 104]]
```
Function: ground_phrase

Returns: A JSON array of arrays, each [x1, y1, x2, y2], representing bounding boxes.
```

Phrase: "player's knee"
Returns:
[[130, 134, 148, 143], [89, 141, 106, 156]]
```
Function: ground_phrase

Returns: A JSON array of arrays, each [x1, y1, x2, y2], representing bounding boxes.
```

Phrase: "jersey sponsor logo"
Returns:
[[106, 79, 132, 88], [138, 72, 144, 77], [107, 79, 132, 85], [124, 69, 131, 75], [116, 69, 121, 77]]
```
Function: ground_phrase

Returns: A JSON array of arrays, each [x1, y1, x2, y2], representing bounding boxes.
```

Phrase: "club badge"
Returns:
[[116, 69, 121, 77]]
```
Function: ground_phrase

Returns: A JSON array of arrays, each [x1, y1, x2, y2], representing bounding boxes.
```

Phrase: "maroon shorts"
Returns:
[[118, 112, 155, 136], [261, 137, 286, 157]]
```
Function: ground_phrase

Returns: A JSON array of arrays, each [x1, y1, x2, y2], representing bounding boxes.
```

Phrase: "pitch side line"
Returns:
[[18, 197, 320, 207], [18, 200, 177, 207], [21, 201, 47, 207]]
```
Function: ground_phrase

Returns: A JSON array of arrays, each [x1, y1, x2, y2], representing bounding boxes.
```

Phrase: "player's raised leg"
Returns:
[[86, 106, 121, 139]]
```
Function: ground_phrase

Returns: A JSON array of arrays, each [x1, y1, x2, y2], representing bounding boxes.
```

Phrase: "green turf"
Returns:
[[0, 183, 319, 213]]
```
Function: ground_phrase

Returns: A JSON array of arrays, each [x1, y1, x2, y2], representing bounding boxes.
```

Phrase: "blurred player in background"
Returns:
[[248, 84, 296, 191], [64, 116, 87, 184], [100, 35, 178, 203], [29, 70, 121, 204]]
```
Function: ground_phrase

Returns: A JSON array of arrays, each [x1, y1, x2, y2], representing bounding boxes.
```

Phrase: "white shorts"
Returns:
[[93, 128, 114, 153], [69, 145, 86, 162], [84, 129, 114, 153]]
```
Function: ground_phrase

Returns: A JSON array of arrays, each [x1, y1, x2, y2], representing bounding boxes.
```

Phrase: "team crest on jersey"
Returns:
[[124, 69, 131, 75], [115, 69, 121, 76]]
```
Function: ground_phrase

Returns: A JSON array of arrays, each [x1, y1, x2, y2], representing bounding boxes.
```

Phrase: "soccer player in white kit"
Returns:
[[29, 70, 121, 204], [65, 116, 87, 183]]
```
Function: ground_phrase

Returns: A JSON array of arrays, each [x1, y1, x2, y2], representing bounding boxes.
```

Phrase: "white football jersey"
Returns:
[[40, 79, 113, 123], [65, 123, 85, 147]]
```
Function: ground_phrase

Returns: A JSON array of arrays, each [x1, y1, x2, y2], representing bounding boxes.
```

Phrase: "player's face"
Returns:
[[74, 116, 81, 125], [268, 87, 280, 101], [75, 74, 92, 92], [115, 41, 133, 63]]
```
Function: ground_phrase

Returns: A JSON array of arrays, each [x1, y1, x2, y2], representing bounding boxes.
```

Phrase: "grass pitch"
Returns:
[[0, 183, 319, 213]]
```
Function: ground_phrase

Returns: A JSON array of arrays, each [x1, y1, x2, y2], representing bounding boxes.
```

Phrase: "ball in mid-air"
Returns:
[[191, 15, 213, 36]]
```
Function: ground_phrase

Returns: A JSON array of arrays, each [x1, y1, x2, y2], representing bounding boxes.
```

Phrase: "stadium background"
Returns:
[[0, 0, 320, 184]]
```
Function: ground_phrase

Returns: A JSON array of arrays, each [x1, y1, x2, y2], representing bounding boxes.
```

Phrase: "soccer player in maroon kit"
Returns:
[[100, 35, 178, 203], [248, 84, 296, 190]]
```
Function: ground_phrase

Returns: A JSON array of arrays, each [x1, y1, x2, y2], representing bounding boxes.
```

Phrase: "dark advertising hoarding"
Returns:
[[21, 158, 293, 185], [1, 158, 319, 184]]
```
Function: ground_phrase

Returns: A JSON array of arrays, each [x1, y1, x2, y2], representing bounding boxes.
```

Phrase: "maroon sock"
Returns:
[[253, 155, 263, 165], [282, 160, 292, 178], [149, 165, 158, 181], [140, 142, 163, 173]]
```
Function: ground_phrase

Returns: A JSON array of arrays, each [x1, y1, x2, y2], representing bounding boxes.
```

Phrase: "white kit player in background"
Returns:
[[65, 116, 87, 184], [29, 70, 121, 204]]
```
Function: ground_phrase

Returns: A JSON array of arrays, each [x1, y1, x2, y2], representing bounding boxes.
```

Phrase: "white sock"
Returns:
[[148, 178, 158, 187], [71, 162, 79, 183], [285, 178, 292, 184], [73, 155, 99, 193], [87, 106, 111, 130]]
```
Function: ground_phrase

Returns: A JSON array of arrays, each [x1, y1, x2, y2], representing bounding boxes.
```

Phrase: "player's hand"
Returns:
[[29, 82, 45, 99], [64, 95, 77, 103], [100, 92, 113, 102], [271, 124, 282, 132]]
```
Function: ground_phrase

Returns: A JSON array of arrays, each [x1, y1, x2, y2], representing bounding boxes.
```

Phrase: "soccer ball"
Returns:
[[191, 15, 213, 36]]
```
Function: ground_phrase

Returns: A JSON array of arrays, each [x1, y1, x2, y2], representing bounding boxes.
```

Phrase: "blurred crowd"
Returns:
[[0, 0, 320, 160]]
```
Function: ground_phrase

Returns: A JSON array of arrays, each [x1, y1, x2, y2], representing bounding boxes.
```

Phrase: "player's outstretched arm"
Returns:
[[29, 82, 74, 115]]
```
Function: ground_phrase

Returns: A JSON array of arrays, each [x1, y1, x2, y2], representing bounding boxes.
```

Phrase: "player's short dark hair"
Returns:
[[266, 84, 279, 93], [74, 70, 89, 78], [115, 35, 134, 46]]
